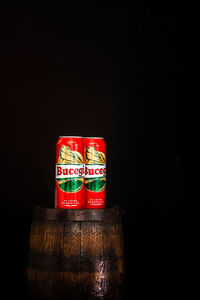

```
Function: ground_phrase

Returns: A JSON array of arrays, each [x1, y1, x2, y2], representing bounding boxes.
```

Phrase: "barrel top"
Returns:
[[32, 205, 123, 222]]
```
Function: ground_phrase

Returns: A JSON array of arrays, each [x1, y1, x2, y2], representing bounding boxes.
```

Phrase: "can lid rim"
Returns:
[[59, 136, 83, 138], [84, 137, 104, 139]]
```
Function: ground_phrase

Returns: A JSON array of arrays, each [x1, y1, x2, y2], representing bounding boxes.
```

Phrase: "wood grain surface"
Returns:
[[26, 206, 125, 300]]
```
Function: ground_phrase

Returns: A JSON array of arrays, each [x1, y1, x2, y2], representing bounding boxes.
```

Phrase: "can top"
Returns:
[[84, 137, 104, 139], [59, 136, 83, 138]]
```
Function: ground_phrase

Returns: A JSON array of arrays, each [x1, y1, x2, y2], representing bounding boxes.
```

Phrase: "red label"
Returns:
[[55, 137, 84, 209], [84, 138, 106, 209]]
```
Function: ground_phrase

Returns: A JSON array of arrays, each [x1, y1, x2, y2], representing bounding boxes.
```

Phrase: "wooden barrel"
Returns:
[[26, 206, 125, 300]]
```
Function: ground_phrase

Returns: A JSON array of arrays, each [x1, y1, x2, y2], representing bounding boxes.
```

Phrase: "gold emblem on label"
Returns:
[[58, 145, 83, 164], [85, 146, 106, 165]]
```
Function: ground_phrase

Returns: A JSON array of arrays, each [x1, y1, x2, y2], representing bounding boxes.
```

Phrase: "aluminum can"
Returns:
[[84, 137, 106, 208], [55, 136, 84, 209]]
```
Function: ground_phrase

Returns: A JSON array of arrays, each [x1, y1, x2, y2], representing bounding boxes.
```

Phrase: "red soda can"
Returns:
[[55, 136, 85, 209], [84, 137, 106, 208]]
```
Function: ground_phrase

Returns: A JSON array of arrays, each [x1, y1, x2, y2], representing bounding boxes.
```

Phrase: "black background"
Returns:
[[1, 1, 192, 299]]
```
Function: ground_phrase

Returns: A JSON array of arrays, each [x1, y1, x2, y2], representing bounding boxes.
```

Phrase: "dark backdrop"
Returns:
[[1, 1, 191, 299]]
